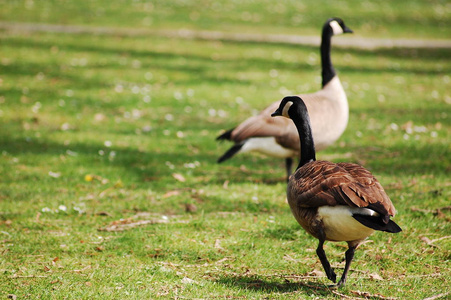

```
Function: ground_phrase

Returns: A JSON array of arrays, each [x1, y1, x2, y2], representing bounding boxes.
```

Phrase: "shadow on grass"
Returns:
[[217, 274, 333, 298]]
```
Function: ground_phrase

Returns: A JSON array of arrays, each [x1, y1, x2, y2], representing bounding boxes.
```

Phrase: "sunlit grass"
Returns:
[[0, 3, 450, 299]]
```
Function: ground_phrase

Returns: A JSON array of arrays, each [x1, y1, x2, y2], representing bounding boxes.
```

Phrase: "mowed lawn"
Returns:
[[0, 1, 450, 299]]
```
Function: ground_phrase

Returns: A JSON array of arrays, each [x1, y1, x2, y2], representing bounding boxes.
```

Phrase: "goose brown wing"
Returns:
[[337, 162, 397, 217], [231, 101, 297, 146], [288, 161, 396, 217]]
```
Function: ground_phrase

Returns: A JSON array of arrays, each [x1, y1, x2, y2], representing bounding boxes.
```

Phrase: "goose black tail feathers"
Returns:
[[352, 215, 402, 233], [216, 129, 234, 141], [217, 143, 243, 163]]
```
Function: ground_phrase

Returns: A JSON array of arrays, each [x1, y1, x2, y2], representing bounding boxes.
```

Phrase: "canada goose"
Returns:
[[271, 96, 402, 287], [217, 17, 353, 177]]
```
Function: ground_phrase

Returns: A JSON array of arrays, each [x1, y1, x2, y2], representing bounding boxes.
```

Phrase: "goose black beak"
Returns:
[[271, 110, 281, 117], [344, 26, 353, 34]]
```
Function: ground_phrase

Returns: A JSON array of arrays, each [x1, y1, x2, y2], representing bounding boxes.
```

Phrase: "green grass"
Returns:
[[1, 1, 450, 299], [0, 0, 450, 39]]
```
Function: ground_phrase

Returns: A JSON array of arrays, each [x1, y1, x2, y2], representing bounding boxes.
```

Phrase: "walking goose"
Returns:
[[271, 96, 402, 287], [217, 17, 353, 177]]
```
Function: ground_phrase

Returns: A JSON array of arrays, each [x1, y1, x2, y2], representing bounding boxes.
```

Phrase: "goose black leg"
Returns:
[[316, 238, 336, 283], [336, 245, 356, 287], [285, 157, 293, 180]]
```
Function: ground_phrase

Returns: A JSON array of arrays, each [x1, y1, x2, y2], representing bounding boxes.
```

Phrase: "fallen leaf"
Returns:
[[420, 236, 433, 245], [172, 173, 186, 182], [283, 254, 300, 263], [185, 203, 197, 213], [309, 269, 325, 277], [94, 113, 106, 121], [423, 292, 451, 300], [98, 219, 169, 232], [96, 211, 112, 217], [214, 239, 224, 251], [223, 180, 229, 189], [114, 180, 123, 188], [181, 277, 195, 284], [369, 273, 384, 281], [162, 190, 180, 198]]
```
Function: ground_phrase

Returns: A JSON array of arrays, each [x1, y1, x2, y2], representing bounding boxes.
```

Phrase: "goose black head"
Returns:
[[271, 96, 305, 119], [327, 17, 353, 35]]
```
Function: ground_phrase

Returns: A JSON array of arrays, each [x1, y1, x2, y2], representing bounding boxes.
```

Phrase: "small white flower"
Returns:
[[390, 123, 399, 131], [61, 123, 71, 131], [114, 85, 123, 93], [48, 171, 61, 178], [208, 109, 216, 117], [269, 69, 278, 78], [66, 150, 77, 156], [174, 91, 183, 100], [143, 95, 151, 103]]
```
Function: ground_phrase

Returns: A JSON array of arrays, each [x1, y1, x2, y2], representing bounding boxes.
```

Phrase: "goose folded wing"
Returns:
[[289, 161, 355, 207], [232, 113, 294, 142], [337, 162, 397, 217], [290, 161, 396, 218]]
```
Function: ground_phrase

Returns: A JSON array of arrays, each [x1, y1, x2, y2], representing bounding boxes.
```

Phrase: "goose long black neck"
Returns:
[[290, 101, 316, 169], [320, 24, 335, 87]]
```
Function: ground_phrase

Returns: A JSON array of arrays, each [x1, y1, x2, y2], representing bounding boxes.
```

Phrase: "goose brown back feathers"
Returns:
[[288, 160, 396, 219]]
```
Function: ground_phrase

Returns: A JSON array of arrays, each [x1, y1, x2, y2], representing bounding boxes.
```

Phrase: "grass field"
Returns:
[[1, 1, 450, 299]]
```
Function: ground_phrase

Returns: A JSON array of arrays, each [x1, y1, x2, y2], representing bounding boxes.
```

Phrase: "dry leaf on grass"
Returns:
[[214, 239, 224, 252], [172, 173, 186, 182], [98, 214, 189, 232], [181, 277, 196, 284], [369, 272, 384, 281], [349, 290, 397, 300], [98, 219, 169, 232], [163, 190, 180, 198], [420, 235, 451, 248], [423, 292, 451, 300], [185, 203, 197, 212], [309, 269, 325, 277], [283, 254, 301, 263]]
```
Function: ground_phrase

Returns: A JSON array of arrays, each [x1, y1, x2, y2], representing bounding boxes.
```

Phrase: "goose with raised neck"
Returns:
[[217, 17, 352, 178], [271, 96, 402, 287]]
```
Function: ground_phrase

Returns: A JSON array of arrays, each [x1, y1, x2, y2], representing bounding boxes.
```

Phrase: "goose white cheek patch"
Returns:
[[282, 101, 293, 118], [329, 20, 343, 35]]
